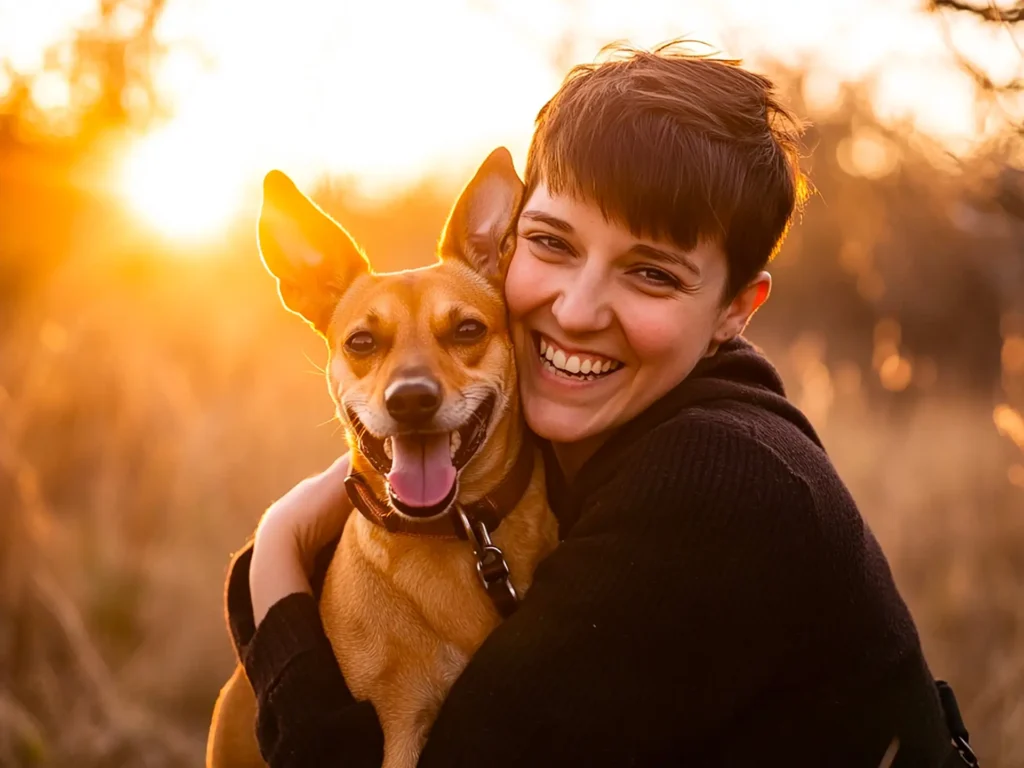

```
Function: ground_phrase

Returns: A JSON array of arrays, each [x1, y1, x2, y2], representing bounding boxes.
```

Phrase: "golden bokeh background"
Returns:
[[1, 1, 1022, 765]]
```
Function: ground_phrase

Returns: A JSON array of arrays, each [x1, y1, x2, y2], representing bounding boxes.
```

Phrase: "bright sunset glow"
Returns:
[[120, 124, 246, 241], [1, 0, 1021, 242]]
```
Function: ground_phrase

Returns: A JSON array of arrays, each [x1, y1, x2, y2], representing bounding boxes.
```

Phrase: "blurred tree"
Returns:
[[0, 0, 168, 141], [72, 0, 169, 141], [0, 0, 169, 309], [0, 3, 193, 765]]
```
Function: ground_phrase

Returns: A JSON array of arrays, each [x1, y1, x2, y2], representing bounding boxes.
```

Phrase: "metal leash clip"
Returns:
[[454, 505, 519, 618], [935, 680, 979, 767], [952, 734, 979, 768]]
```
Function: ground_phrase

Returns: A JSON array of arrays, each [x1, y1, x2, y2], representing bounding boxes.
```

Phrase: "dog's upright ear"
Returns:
[[440, 147, 523, 280], [258, 171, 371, 335]]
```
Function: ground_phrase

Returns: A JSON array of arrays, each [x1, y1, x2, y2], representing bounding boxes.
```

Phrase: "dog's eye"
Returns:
[[453, 319, 487, 344], [345, 331, 376, 355]]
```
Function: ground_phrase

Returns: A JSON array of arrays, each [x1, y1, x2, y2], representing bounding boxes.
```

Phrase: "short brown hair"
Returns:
[[521, 41, 808, 301]]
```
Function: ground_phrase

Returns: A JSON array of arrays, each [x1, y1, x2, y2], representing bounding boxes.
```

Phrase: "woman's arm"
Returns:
[[227, 544, 384, 767], [230, 417, 825, 767], [224, 455, 386, 768]]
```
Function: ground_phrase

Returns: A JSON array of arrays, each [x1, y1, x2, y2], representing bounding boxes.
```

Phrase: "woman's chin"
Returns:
[[523, 398, 606, 444]]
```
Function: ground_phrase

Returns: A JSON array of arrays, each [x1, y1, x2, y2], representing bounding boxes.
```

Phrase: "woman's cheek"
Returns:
[[503, 244, 544, 320], [623, 306, 709, 369]]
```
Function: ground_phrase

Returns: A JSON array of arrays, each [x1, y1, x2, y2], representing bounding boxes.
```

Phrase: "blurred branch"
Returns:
[[929, 0, 1024, 131], [0, 688, 47, 766], [34, 568, 196, 766], [943, 27, 1024, 93], [1, 352, 197, 766], [928, 1, 1024, 23]]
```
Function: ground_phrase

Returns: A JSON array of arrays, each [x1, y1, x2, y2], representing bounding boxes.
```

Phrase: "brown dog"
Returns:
[[206, 149, 559, 768]]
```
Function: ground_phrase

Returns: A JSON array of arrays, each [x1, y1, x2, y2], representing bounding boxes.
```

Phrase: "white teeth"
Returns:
[[450, 431, 461, 458], [538, 336, 621, 378], [384, 437, 393, 459]]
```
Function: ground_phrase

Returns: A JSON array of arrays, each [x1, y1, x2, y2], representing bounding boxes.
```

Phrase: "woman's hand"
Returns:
[[250, 454, 354, 626]]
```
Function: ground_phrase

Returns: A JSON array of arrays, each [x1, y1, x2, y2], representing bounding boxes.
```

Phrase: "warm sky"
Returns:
[[0, 0, 1020, 238]]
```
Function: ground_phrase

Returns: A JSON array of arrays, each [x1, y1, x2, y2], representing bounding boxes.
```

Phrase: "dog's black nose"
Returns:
[[385, 377, 441, 424]]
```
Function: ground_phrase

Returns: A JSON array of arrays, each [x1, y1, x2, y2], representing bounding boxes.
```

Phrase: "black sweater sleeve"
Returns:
[[225, 542, 384, 767], [226, 415, 837, 767]]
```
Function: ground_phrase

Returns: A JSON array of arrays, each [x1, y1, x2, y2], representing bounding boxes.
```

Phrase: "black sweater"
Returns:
[[224, 337, 963, 767]]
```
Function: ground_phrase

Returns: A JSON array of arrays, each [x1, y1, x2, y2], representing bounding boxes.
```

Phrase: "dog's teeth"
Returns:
[[450, 431, 461, 458], [545, 345, 555, 361], [539, 338, 547, 355], [383, 437, 393, 460]]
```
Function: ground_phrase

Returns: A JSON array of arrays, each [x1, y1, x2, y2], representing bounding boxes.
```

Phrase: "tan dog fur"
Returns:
[[206, 149, 558, 768]]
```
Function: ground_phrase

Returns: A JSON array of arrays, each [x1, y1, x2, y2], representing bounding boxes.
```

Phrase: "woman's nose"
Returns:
[[551, 275, 613, 334]]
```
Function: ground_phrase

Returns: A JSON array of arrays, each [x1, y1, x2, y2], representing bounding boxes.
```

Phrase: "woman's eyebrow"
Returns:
[[520, 210, 574, 233], [630, 243, 701, 278]]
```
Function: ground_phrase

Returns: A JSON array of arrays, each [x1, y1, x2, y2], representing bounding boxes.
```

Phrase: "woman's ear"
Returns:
[[708, 271, 772, 353]]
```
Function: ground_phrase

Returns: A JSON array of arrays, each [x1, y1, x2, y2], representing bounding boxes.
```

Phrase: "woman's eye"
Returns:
[[634, 268, 683, 290], [345, 331, 376, 355], [528, 234, 569, 253], [453, 319, 487, 344]]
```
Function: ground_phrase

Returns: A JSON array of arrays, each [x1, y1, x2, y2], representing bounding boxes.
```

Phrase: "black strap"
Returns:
[[936, 680, 979, 767]]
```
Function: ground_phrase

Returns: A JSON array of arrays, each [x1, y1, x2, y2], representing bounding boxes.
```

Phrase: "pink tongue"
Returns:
[[386, 433, 456, 508]]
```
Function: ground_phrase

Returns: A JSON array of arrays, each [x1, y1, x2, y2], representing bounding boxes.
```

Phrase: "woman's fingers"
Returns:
[[250, 453, 354, 625], [323, 452, 352, 480], [261, 454, 354, 560], [299, 453, 355, 563]]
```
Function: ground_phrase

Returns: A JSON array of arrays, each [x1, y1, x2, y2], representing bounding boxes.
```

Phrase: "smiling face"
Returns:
[[505, 183, 769, 468], [502, 46, 806, 471]]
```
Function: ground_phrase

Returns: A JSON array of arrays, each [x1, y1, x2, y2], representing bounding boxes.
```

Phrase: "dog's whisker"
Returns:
[[303, 352, 326, 375]]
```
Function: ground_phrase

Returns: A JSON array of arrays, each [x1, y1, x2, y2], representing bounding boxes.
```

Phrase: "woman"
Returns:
[[225, 44, 970, 766]]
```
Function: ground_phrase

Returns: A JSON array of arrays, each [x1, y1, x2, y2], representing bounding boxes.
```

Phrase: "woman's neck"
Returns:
[[550, 433, 611, 484]]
